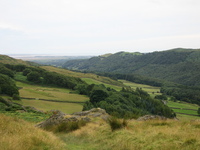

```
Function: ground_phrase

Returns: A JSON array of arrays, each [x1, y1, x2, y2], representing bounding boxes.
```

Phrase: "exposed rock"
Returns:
[[137, 115, 167, 121], [36, 108, 109, 129]]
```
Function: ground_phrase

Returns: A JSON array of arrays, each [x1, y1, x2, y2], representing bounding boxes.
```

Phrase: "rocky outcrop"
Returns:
[[36, 108, 109, 129]]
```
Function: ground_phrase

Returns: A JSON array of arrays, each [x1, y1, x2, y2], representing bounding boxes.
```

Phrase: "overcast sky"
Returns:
[[0, 0, 200, 55]]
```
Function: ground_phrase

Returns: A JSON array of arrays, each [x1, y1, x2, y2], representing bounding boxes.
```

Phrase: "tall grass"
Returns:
[[0, 114, 66, 150], [60, 119, 200, 150]]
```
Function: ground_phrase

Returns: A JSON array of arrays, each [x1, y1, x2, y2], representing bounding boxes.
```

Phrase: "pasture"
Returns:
[[82, 78, 122, 91], [167, 101, 199, 120], [119, 79, 161, 96], [16, 81, 88, 114]]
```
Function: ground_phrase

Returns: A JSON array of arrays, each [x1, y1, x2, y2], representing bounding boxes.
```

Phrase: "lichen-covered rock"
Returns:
[[36, 108, 109, 129], [36, 110, 65, 128]]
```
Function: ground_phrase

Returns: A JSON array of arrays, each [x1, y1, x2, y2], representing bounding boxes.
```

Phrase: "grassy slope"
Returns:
[[0, 114, 66, 150], [40, 66, 124, 87], [60, 119, 200, 150], [0, 54, 31, 65], [82, 78, 122, 91]]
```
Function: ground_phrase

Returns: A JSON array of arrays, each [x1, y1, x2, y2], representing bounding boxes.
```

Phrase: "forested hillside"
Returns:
[[63, 48, 200, 87]]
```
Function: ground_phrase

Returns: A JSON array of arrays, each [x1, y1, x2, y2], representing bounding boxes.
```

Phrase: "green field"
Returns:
[[119, 80, 161, 97], [167, 101, 199, 110], [16, 100, 83, 114], [82, 78, 122, 91], [167, 101, 199, 120], [15, 81, 88, 114]]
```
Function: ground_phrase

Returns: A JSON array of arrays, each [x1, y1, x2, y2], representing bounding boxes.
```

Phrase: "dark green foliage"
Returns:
[[9, 64, 88, 90], [0, 73, 19, 96], [155, 94, 167, 100], [83, 84, 175, 119], [82, 101, 94, 111], [4, 64, 27, 72], [22, 68, 32, 76], [0, 64, 15, 78], [43, 71, 86, 89], [0, 97, 10, 111], [161, 86, 200, 105], [198, 108, 200, 115], [0, 97, 12, 106], [27, 71, 41, 83], [12, 94, 21, 100], [75, 84, 88, 95], [5, 103, 24, 111], [90, 89, 109, 103], [63, 48, 200, 87], [0, 101, 7, 111]]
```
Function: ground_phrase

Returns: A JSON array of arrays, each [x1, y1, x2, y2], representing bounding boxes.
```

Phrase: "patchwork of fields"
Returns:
[[16, 81, 88, 114], [14, 73, 200, 120]]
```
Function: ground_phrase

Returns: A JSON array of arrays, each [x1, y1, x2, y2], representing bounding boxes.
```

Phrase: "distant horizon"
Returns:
[[4, 47, 200, 58]]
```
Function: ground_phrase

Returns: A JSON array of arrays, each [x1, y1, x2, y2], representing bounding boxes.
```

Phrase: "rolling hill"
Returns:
[[0, 54, 36, 66], [62, 48, 200, 87]]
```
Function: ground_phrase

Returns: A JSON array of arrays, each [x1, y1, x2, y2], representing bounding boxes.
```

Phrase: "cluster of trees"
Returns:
[[0, 74, 19, 97], [0, 63, 19, 98], [161, 86, 200, 105], [12, 65, 87, 90], [103, 72, 200, 105], [82, 84, 175, 119]]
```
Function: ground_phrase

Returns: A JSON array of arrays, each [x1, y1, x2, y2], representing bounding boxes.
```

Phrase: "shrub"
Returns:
[[49, 120, 87, 133], [108, 117, 127, 131], [12, 94, 21, 100]]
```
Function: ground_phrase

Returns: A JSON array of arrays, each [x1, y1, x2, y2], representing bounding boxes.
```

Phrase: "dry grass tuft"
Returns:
[[0, 114, 66, 150]]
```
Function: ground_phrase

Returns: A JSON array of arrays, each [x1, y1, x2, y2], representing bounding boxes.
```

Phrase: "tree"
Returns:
[[155, 94, 167, 100], [23, 68, 32, 76], [0, 64, 14, 78], [0, 74, 19, 96], [90, 89, 109, 103], [27, 71, 41, 83]]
